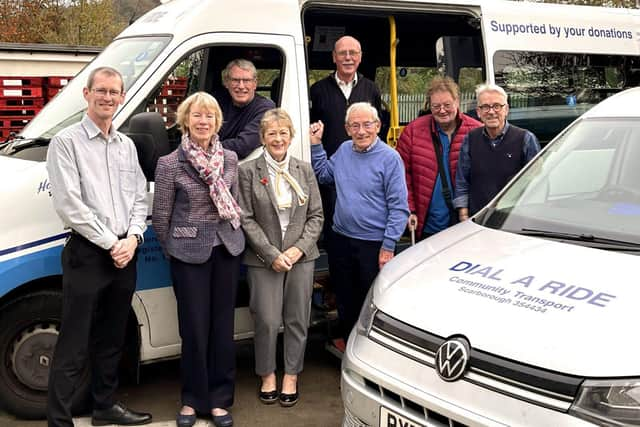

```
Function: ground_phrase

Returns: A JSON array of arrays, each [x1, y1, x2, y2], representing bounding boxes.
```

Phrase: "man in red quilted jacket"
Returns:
[[397, 77, 481, 240]]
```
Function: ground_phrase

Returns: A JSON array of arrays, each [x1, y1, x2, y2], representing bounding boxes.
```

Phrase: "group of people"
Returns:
[[397, 77, 540, 237], [44, 34, 539, 427]]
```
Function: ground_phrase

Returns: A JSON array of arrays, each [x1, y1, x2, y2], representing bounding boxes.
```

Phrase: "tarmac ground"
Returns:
[[0, 328, 344, 427]]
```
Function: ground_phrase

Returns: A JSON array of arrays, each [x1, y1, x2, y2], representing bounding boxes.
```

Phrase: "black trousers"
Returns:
[[320, 184, 337, 300], [319, 183, 337, 252], [48, 235, 137, 427], [170, 246, 241, 413], [329, 232, 381, 342]]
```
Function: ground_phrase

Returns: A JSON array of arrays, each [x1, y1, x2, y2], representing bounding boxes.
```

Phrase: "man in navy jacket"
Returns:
[[218, 59, 275, 159]]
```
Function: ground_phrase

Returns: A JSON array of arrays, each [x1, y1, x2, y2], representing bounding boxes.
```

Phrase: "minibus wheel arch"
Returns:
[[0, 289, 92, 419]]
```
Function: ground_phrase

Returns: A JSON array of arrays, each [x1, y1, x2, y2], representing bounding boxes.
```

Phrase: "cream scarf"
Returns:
[[263, 150, 308, 210]]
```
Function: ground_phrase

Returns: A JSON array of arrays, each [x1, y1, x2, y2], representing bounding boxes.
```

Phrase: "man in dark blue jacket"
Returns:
[[218, 59, 275, 159]]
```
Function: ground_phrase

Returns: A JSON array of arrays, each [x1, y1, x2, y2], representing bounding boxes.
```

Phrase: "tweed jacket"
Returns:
[[238, 155, 323, 268], [153, 146, 245, 264]]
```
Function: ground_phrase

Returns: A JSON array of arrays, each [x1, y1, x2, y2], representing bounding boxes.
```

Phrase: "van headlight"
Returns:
[[569, 379, 640, 426], [355, 286, 377, 336]]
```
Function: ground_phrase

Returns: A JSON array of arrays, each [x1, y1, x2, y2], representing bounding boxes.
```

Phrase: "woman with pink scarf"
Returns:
[[153, 92, 244, 427]]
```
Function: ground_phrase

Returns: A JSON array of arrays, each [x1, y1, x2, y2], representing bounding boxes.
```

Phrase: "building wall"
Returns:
[[0, 43, 99, 77], [0, 54, 95, 77]]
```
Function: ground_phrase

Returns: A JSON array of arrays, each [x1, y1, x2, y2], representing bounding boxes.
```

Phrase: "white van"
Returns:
[[0, 0, 638, 419], [341, 87, 640, 426]]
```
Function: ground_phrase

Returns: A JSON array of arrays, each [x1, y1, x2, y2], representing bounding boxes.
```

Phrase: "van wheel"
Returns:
[[0, 291, 90, 419]]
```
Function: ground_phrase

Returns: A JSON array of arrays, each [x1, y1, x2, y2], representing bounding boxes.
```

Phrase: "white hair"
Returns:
[[475, 83, 508, 104], [345, 102, 379, 123]]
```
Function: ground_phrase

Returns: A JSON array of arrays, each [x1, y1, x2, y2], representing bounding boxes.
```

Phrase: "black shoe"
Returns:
[[279, 391, 299, 407], [176, 412, 197, 427], [91, 402, 152, 426], [259, 389, 279, 404], [212, 411, 233, 427]]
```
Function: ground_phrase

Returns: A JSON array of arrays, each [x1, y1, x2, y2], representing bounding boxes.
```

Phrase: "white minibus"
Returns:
[[0, 0, 638, 419]]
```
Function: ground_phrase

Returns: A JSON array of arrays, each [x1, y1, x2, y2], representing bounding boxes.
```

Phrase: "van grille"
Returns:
[[362, 377, 468, 427], [369, 311, 582, 412]]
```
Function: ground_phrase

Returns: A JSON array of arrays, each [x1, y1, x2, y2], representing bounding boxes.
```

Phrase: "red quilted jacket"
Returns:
[[397, 112, 482, 233]]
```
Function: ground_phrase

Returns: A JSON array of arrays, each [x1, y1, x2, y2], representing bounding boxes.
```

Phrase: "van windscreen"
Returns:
[[17, 36, 170, 143], [481, 117, 640, 249]]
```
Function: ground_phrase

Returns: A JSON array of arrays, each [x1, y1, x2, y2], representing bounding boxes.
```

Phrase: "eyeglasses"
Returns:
[[91, 88, 122, 97], [347, 121, 377, 131], [478, 103, 506, 113], [431, 103, 455, 112], [228, 77, 256, 86], [335, 50, 361, 58]]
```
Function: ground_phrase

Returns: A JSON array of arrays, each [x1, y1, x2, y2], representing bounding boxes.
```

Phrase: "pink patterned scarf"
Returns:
[[181, 133, 242, 228]]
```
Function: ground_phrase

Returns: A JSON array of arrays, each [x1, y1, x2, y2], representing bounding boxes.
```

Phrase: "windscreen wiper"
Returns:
[[519, 228, 640, 251], [1, 133, 24, 146], [9, 137, 50, 153]]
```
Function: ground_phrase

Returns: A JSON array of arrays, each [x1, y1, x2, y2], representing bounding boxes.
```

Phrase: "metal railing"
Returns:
[[383, 92, 531, 123]]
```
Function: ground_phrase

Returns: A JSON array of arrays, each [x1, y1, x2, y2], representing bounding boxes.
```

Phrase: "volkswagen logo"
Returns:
[[434, 338, 470, 382]]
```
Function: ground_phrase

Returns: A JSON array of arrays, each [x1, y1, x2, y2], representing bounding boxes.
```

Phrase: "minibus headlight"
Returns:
[[356, 287, 376, 336], [569, 378, 640, 426]]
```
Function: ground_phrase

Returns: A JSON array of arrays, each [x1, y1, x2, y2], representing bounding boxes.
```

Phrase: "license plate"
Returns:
[[379, 406, 426, 427]]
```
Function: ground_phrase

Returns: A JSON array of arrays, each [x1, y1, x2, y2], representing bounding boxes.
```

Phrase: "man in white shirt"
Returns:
[[46, 66, 151, 427]]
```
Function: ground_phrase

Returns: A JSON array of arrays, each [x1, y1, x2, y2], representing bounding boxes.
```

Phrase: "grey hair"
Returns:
[[475, 83, 508, 104], [222, 59, 257, 81], [345, 102, 379, 124]]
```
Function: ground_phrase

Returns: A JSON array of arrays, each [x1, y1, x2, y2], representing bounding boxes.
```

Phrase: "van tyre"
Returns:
[[0, 290, 90, 419]]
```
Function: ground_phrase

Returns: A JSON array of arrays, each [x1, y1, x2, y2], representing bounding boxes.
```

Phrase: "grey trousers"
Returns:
[[247, 261, 314, 376]]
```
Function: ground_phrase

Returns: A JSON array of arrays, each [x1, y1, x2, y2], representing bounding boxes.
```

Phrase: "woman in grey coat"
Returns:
[[153, 92, 243, 427], [238, 108, 323, 408]]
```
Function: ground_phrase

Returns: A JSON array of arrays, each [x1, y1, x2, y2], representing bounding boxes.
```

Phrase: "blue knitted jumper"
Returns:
[[311, 139, 409, 251]]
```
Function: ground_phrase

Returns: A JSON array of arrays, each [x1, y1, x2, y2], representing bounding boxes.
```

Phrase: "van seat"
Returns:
[[128, 112, 171, 181]]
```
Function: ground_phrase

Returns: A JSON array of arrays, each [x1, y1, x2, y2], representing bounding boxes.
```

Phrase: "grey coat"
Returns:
[[153, 146, 245, 264], [238, 155, 323, 267]]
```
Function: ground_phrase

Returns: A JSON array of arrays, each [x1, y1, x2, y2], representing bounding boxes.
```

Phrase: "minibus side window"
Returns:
[[256, 69, 281, 104], [145, 51, 202, 128], [376, 66, 438, 123], [373, 66, 483, 124], [493, 51, 633, 144], [136, 46, 284, 131]]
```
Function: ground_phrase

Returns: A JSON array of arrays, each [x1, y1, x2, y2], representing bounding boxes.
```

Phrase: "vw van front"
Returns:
[[342, 88, 640, 426]]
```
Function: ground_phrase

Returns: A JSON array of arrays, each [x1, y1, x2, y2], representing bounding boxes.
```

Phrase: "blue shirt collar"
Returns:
[[483, 121, 511, 142], [352, 136, 380, 153]]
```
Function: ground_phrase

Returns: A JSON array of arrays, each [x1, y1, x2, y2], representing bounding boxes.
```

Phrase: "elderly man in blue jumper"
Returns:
[[310, 102, 409, 343]]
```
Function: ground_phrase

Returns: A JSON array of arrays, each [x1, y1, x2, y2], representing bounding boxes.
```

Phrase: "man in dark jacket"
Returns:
[[309, 35, 383, 351], [218, 59, 275, 159], [454, 83, 540, 219], [397, 77, 481, 240], [310, 36, 383, 158]]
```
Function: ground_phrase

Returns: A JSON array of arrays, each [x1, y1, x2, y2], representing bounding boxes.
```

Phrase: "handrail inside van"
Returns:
[[386, 15, 403, 148]]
